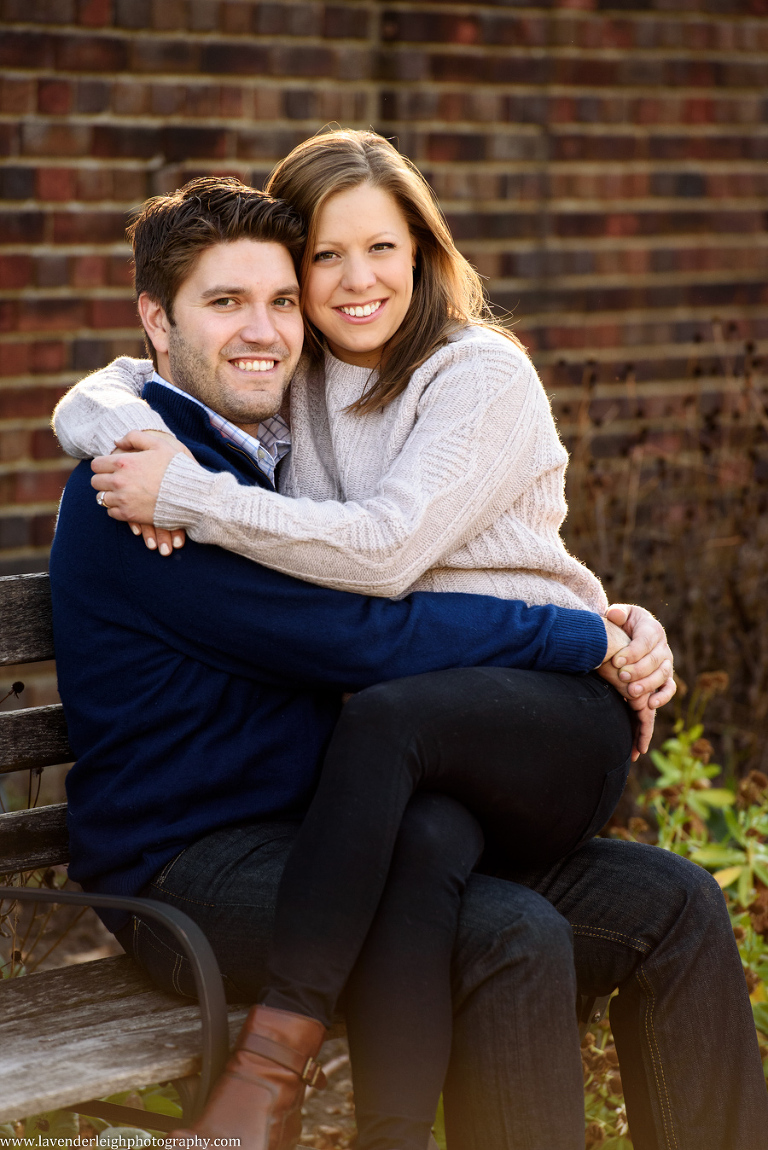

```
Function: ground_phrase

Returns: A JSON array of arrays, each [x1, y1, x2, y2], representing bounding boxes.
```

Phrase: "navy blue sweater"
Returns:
[[50, 381, 606, 923]]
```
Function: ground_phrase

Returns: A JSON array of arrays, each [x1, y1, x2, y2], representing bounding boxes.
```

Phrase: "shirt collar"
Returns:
[[150, 372, 291, 485]]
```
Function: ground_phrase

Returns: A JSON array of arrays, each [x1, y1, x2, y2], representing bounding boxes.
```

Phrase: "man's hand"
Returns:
[[602, 604, 675, 709], [91, 431, 194, 551], [597, 657, 657, 760]]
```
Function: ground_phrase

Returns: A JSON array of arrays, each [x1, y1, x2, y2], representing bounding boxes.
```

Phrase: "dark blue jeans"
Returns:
[[117, 828, 768, 1150]]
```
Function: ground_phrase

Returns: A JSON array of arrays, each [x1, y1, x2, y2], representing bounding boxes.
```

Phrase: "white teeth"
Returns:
[[339, 301, 382, 318], [233, 359, 275, 372]]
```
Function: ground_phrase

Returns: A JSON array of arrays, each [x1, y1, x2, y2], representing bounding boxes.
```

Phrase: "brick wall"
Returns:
[[2, 0, 768, 750]]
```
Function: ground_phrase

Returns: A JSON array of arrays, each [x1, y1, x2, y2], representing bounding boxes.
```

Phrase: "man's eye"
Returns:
[[212, 297, 237, 308], [274, 298, 296, 308]]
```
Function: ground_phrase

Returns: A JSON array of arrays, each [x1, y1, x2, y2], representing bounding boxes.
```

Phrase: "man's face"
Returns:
[[146, 239, 304, 433]]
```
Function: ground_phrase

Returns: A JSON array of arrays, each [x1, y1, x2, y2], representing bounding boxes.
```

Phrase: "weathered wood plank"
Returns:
[[0, 573, 55, 666], [0, 956, 249, 1122], [0, 803, 69, 872], [0, 705, 72, 774]]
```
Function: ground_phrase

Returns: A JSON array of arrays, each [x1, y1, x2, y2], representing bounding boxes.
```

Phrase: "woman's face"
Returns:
[[304, 183, 416, 369]]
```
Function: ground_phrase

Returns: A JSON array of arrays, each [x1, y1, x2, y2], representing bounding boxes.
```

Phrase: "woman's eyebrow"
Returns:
[[315, 232, 399, 246]]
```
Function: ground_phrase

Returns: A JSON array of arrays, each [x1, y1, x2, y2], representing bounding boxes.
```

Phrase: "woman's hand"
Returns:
[[91, 430, 194, 552]]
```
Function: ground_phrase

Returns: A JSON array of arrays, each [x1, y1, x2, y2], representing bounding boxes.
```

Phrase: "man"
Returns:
[[50, 179, 768, 1150]]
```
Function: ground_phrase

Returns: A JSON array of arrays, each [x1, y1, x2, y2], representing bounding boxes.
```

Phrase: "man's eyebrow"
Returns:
[[199, 284, 300, 300]]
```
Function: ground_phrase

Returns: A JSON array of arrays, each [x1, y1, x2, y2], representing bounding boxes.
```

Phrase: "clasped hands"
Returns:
[[92, 432, 675, 757]]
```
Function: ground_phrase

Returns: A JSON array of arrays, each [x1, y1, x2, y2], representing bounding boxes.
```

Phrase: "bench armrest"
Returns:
[[0, 886, 229, 1118]]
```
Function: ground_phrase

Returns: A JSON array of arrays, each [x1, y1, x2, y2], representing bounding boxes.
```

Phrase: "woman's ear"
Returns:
[[138, 293, 172, 356]]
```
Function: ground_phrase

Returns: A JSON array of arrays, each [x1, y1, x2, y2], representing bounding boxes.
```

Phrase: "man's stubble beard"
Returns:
[[166, 326, 291, 425]]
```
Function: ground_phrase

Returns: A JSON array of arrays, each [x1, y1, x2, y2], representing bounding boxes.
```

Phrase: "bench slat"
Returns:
[[0, 704, 72, 774], [0, 803, 69, 872], [0, 955, 248, 1122], [0, 572, 55, 666]]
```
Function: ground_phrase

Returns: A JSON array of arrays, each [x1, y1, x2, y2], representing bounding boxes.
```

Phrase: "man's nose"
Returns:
[[238, 304, 280, 345], [341, 253, 377, 295]]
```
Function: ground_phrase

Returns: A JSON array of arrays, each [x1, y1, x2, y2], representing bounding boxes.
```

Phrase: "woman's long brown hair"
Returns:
[[266, 129, 526, 414]]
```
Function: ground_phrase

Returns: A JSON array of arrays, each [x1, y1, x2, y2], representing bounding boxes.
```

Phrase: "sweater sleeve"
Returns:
[[52, 357, 166, 459], [154, 337, 558, 597]]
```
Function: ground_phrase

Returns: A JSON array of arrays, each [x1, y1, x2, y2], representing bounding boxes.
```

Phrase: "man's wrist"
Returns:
[[602, 618, 630, 663]]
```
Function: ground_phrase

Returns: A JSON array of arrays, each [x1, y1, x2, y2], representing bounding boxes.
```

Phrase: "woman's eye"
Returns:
[[371, 242, 395, 252], [313, 250, 337, 263]]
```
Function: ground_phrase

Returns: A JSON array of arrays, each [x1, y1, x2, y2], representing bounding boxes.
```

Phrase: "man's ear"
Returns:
[[138, 294, 172, 356]]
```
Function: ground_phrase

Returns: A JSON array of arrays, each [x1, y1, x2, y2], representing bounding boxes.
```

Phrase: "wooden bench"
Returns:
[[0, 570, 606, 1142]]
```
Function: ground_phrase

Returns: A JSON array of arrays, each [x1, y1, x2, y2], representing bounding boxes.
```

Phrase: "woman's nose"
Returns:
[[341, 254, 377, 294]]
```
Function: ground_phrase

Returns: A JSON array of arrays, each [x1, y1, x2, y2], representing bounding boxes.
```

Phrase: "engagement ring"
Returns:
[[96, 491, 107, 508]]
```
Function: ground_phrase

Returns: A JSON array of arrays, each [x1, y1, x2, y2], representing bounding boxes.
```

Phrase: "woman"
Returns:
[[54, 132, 673, 1150]]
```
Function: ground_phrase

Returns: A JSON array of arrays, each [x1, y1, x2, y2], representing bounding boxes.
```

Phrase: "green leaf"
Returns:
[[753, 860, 768, 890], [694, 788, 735, 808], [141, 1094, 182, 1119], [23, 1111, 79, 1146], [738, 864, 755, 908], [431, 1096, 447, 1150], [689, 845, 746, 867], [712, 865, 743, 889], [753, 1002, 768, 1037]]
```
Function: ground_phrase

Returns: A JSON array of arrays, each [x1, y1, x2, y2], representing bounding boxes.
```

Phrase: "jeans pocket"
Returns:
[[576, 758, 631, 846]]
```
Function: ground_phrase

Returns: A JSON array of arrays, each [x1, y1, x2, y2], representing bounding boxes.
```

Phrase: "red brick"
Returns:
[[37, 79, 74, 116], [0, 386, 63, 418], [0, 124, 19, 158], [199, 41, 269, 75], [0, 255, 33, 289], [0, 78, 36, 115], [14, 470, 72, 505], [151, 0, 185, 29], [91, 124, 161, 159], [37, 167, 77, 202], [31, 428, 63, 461], [16, 299, 87, 334], [55, 33, 128, 73], [22, 123, 91, 158], [53, 210, 127, 243], [113, 81, 150, 116], [0, 31, 56, 69], [78, 0, 113, 26], [29, 343, 67, 374], [0, 211, 45, 243], [35, 255, 69, 287], [220, 1, 252, 33], [0, 430, 31, 464], [108, 255, 133, 287], [76, 168, 115, 200], [0, 345, 31, 378], [131, 37, 199, 73], [72, 255, 108, 288], [31, 513, 57, 546], [89, 298, 139, 329]]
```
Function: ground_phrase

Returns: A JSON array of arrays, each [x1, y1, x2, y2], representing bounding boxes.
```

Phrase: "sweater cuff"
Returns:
[[94, 407, 170, 457], [548, 608, 608, 672], [154, 452, 218, 530]]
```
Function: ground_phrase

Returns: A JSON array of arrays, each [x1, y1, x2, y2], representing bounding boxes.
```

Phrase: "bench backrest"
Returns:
[[0, 573, 71, 874]]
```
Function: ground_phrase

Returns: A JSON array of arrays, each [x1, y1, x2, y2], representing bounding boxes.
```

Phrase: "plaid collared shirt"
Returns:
[[151, 372, 291, 485]]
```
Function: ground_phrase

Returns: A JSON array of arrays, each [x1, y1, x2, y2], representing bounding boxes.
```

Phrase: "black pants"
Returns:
[[262, 667, 633, 1147]]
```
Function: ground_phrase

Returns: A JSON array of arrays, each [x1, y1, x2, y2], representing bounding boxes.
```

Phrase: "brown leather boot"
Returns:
[[170, 1004, 327, 1150]]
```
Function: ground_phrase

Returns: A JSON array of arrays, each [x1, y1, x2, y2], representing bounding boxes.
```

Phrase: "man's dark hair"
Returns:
[[126, 176, 306, 366]]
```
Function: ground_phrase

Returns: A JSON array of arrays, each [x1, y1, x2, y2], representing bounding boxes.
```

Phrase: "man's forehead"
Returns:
[[184, 238, 299, 296]]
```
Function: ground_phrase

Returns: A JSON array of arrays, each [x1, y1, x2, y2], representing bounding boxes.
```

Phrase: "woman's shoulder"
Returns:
[[412, 324, 539, 394]]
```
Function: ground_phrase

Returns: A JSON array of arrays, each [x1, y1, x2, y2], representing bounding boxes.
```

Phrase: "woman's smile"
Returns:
[[305, 183, 415, 368]]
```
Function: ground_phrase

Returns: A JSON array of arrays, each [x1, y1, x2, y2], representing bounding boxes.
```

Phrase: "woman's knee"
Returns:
[[395, 793, 484, 879]]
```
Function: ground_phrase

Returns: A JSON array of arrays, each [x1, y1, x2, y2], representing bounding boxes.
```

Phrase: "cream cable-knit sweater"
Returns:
[[53, 325, 607, 613]]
